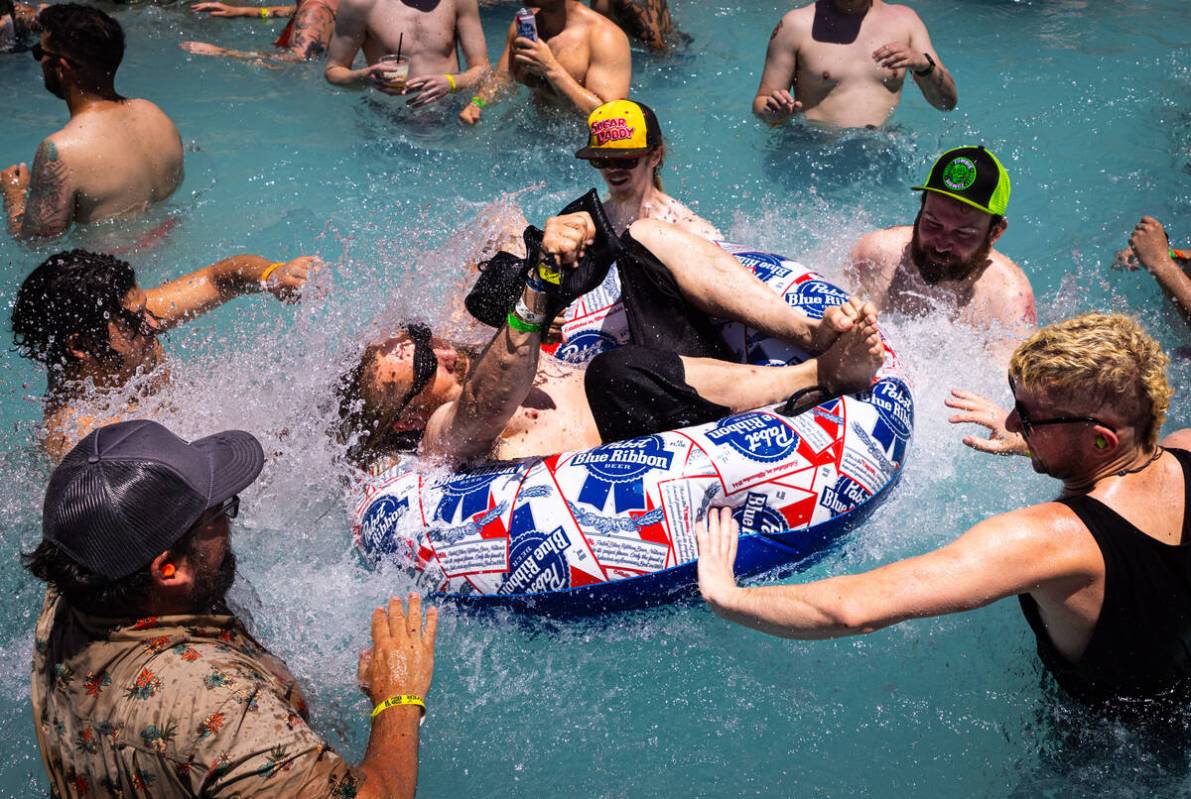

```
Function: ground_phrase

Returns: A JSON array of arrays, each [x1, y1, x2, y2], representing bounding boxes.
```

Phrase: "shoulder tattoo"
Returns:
[[22, 140, 73, 235]]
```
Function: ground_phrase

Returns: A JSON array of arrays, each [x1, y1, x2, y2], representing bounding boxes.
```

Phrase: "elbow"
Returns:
[[829, 597, 881, 635]]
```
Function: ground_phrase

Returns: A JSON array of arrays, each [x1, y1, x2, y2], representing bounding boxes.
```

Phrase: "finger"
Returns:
[[695, 522, 708, 557], [948, 412, 992, 428], [358, 648, 370, 685], [963, 436, 1007, 454], [388, 595, 407, 640], [371, 606, 391, 647], [722, 507, 739, 566], [405, 592, 421, 638], [422, 605, 438, 646]]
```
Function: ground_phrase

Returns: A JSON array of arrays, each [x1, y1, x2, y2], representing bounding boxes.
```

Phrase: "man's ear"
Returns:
[[989, 217, 1008, 246], [149, 549, 196, 592]]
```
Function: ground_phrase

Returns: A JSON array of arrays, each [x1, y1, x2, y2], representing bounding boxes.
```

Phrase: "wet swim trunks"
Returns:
[[582, 230, 735, 442], [1019, 447, 1191, 709], [31, 588, 362, 797]]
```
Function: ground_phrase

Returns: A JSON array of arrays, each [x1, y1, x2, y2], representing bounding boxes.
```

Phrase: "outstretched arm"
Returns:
[[1130, 216, 1191, 326], [696, 504, 1092, 639], [752, 13, 802, 125], [191, 2, 295, 18], [146, 255, 319, 328]]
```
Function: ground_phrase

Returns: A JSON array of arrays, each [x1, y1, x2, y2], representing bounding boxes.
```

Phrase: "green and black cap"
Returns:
[[913, 146, 1010, 217]]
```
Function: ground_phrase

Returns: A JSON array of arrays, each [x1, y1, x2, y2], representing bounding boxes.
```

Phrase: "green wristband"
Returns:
[[506, 311, 542, 334], [470, 95, 487, 109]]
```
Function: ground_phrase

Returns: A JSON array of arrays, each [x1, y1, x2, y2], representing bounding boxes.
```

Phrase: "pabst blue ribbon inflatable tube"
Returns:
[[352, 243, 913, 615]]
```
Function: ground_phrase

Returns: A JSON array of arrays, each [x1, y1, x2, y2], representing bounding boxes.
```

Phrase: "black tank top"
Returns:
[[1019, 448, 1191, 706]]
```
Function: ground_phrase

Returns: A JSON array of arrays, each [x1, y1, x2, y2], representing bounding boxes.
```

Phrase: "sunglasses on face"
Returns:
[[117, 305, 163, 340], [31, 43, 71, 63], [589, 156, 645, 171], [1008, 377, 1115, 438], [207, 495, 240, 523]]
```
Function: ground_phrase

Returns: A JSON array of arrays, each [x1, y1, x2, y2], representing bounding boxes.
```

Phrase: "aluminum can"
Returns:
[[515, 8, 537, 41]]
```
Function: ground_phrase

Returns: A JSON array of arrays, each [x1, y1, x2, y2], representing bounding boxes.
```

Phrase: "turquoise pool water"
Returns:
[[1, 0, 1190, 794]]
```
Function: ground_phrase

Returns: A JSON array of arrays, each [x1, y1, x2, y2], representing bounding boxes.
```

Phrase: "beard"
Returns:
[[42, 64, 65, 99], [910, 219, 994, 285], [192, 548, 237, 613]]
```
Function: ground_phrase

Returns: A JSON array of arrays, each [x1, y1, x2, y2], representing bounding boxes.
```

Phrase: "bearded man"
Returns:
[[846, 146, 1035, 349]]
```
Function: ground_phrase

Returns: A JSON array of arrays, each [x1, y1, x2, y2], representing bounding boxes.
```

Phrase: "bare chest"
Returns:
[[519, 28, 591, 92], [495, 365, 600, 459], [795, 27, 908, 93], [364, 0, 457, 61]]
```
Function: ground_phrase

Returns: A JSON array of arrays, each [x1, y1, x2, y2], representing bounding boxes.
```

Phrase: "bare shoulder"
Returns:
[[336, 0, 376, 20], [773, 4, 813, 44], [852, 226, 909, 264], [580, 3, 630, 45], [978, 501, 1098, 562], [1161, 428, 1191, 451], [879, 1, 926, 28], [987, 251, 1034, 296]]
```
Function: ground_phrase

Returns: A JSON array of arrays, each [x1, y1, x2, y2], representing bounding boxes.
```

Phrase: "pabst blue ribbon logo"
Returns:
[[819, 475, 870, 516], [733, 491, 788, 535], [734, 251, 791, 284], [434, 463, 519, 524], [497, 505, 571, 594], [572, 435, 673, 513], [359, 494, 410, 557], [786, 279, 849, 320], [556, 329, 619, 365], [705, 412, 800, 463], [866, 377, 913, 439]]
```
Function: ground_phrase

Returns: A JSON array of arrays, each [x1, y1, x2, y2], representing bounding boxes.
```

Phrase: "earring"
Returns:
[[1095, 436, 1108, 450], [161, 563, 176, 578]]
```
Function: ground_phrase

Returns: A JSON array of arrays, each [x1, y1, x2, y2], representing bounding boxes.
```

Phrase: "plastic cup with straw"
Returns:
[[379, 33, 408, 92]]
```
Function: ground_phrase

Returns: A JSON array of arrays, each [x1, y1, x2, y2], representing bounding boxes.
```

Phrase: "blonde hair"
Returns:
[[1009, 313, 1172, 447]]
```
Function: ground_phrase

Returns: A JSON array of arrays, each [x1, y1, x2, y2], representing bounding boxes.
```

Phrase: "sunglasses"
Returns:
[[117, 305, 163, 340], [1009, 377, 1115, 438], [208, 495, 240, 522], [31, 43, 72, 63], [589, 156, 645, 171]]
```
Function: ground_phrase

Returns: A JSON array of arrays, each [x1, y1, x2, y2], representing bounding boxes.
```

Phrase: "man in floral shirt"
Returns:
[[26, 420, 437, 798]]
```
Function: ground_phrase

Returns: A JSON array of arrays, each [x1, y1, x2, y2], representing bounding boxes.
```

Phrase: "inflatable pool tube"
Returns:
[[352, 243, 913, 615]]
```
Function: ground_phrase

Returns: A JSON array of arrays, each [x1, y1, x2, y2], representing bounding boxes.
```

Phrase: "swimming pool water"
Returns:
[[1, 0, 1190, 795]]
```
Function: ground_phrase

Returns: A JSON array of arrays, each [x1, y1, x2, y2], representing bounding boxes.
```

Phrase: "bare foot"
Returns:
[[807, 298, 877, 354], [815, 319, 884, 395]]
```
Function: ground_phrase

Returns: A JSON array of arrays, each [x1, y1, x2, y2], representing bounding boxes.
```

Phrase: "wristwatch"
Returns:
[[913, 52, 936, 77]]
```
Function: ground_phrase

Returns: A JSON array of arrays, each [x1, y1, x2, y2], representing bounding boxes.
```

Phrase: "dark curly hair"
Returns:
[[23, 525, 202, 615], [11, 249, 138, 368], [37, 3, 124, 76]]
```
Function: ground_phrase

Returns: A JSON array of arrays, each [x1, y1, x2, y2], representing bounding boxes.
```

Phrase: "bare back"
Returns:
[[50, 99, 183, 224], [763, 1, 928, 127]]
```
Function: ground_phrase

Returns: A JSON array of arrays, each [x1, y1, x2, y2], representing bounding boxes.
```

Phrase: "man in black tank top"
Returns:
[[696, 312, 1191, 712]]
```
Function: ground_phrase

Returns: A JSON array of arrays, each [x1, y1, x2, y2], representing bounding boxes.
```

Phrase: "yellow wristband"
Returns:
[[371, 694, 426, 724], [445, 73, 457, 93], [259, 261, 285, 287], [259, 7, 270, 18]]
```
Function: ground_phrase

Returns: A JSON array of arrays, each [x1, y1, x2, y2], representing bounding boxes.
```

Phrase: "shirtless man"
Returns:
[[459, 0, 630, 124], [337, 211, 884, 468], [589, 0, 685, 53], [698, 313, 1191, 716], [324, 0, 488, 109], [10, 249, 317, 461], [847, 146, 1035, 351], [2, 5, 184, 240], [0, 0, 39, 53], [754, 0, 956, 129]]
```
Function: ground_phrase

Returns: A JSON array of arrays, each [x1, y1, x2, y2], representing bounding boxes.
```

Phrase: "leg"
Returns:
[[626, 218, 875, 354]]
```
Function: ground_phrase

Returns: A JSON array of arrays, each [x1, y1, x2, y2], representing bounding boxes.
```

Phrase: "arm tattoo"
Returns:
[[21, 140, 73, 237]]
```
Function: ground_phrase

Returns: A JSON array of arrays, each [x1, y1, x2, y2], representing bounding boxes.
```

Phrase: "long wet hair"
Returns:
[[651, 139, 666, 192]]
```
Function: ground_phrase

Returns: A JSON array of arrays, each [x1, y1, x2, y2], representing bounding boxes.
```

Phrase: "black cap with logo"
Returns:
[[912, 145, 1011, 217]]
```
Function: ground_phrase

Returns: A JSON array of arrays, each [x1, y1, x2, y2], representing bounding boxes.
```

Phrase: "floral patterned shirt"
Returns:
[[31, 588, 363, 798]]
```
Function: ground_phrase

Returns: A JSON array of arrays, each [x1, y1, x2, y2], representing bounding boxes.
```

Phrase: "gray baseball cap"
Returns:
[[42, 420, 264, 581]]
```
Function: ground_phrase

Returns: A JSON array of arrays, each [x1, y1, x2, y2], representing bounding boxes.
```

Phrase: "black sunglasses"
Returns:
[[1009, 377, 1115, 438], [383, 323, 438, 428], [116, 305, 163, 340], [589, 156, 645, 171], [31, 43, 72, 63]]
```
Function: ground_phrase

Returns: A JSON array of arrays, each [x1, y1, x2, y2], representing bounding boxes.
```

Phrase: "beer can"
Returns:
[[515, 7, 537, 41]]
